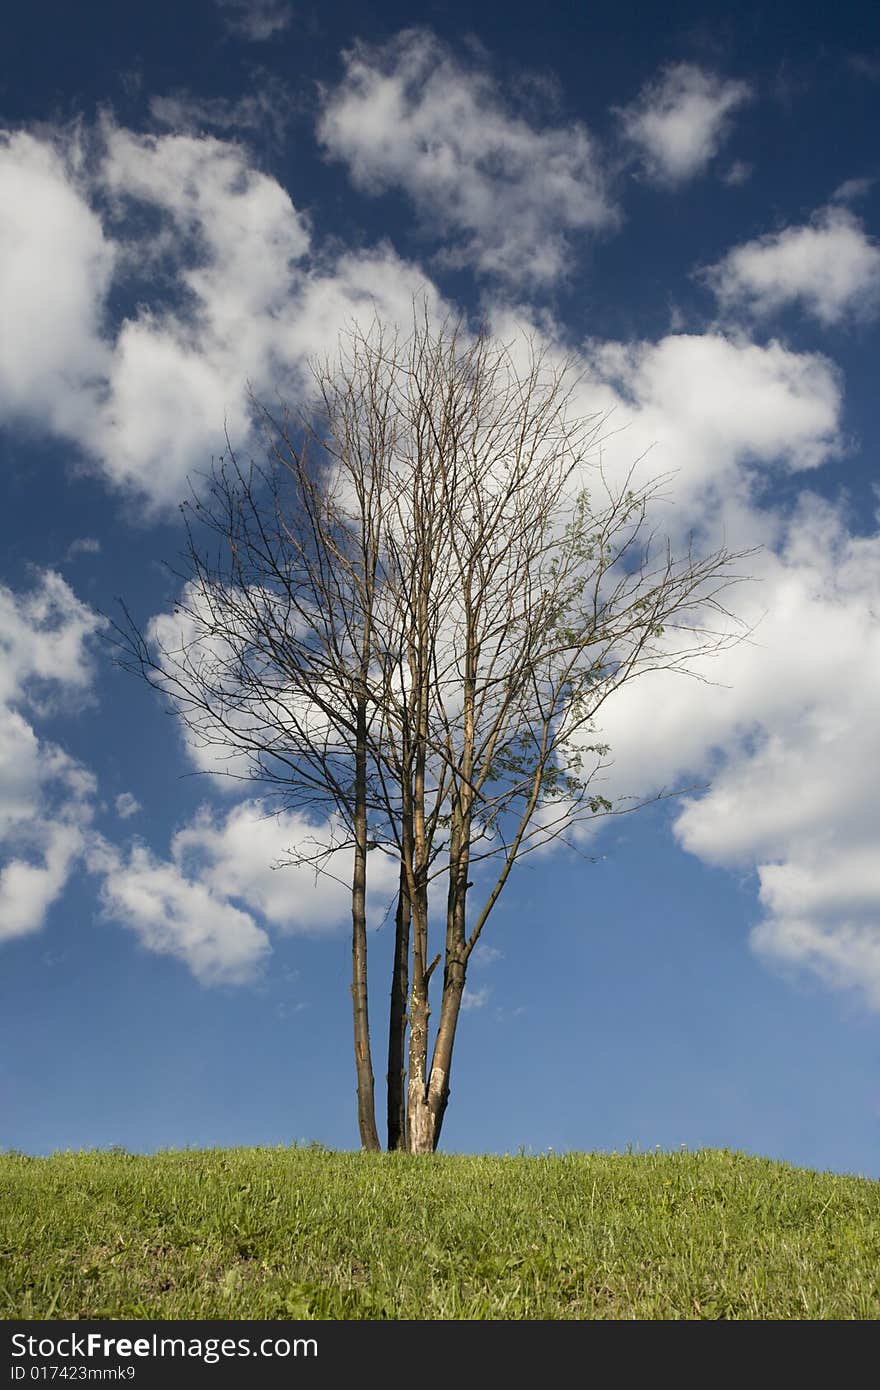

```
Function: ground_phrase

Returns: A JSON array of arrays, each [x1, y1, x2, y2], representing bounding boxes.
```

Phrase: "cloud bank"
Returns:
[[2, 39, 879, 1017]]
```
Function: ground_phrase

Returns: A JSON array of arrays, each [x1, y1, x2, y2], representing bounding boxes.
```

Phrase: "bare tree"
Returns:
[[114, 309, 750, 1154]]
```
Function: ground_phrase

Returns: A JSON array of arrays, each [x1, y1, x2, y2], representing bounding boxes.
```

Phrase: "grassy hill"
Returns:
[[2, 1145, 879, 1319]]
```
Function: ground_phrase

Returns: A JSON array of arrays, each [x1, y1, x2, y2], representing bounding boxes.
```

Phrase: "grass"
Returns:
[[2, 1145, 879, 1319]]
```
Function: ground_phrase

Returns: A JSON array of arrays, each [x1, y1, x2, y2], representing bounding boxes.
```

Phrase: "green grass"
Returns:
[[2, 1145, 879, 1319]]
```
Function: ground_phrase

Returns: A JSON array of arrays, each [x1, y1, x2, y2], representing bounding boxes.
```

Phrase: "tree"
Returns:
[[115, 309, 749, 1154]]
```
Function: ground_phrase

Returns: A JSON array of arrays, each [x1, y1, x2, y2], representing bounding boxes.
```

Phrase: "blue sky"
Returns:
[[2, 0, 880, 1174]]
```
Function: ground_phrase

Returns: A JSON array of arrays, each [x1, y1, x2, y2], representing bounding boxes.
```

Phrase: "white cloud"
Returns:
[[318, 28, 614, 284], [0, 715, 95, 848], [759, 849, 880, 926], [272, 246, 445, 369], [616, 63, 751, 185], [65, 537, 101, 561], [93, 125, 311, 501], [215, 0, 292, 42], [4, 109, 878, 1023], [99, 125, 311, 305], [544, 327, 847, 801], [144, 577, 351, 787], [172, 800, 400, 932], [148, 77, 294, 147], [482, 308, 841, 533], [461, 984, 490, 1012], [703, 206, 880, 325], [94, 798, 400, 986], [576, 491, 880, 1011], [98, 841, 271, 985], [0, 131, 114, 436], [0, 573, 102, 940], [831, 176, 874, 204], [115, 792, 141, 820], [580, 330, 842, 522], [471, 943, 502, 967], [0, 120, 445, 511], [751, 915, 880, 1011], [0, 570, 103, 726], [481, 318, 880, 1012], [721, 159, 752, 187], [0, 709, 43, 838], [0, 820, 86, 944]]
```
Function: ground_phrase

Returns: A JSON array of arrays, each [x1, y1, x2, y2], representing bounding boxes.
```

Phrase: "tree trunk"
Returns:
[[406, 941, 432, 1152], [424, 796, 472, 1152], [407, 1093, 436, 1154], [406, 887, 436, 1153], [405, 956, 465, 1154], [386, 870, 410, 1151], [428, 952, 466, 1151], [405, 580, 434, 1154], [351, 697, 380, 1152]]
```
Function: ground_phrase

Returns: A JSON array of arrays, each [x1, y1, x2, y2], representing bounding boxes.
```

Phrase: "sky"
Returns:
[[2, 0, 880, 1175]]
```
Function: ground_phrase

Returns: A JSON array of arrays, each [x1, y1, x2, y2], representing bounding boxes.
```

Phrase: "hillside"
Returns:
[[2, 1146, 878, 1319]]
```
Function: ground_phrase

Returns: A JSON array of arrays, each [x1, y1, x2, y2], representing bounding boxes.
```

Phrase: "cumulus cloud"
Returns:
[[163, 300, 876, 1016], [616, 63, 751, 185], [575, 490, 880, 1011], [98, 840, 271, 985], [84, 611, 402, 984], [546, 325, 846, 743], [578, 330, 842, 524], [0, 573, 103, 941], [173, 801, 400, 930], [75, 554, 429, 981], [0, 131, 114, 436], [0, 820, 86, 944], [3, 105, 878, 1023], [318, 28, 614, 284], [95, 799, 399, 985], [115, 792, 141, 820], [0, 571, 103, 721], [479, 318, 880, 1013], [681, 511, 880, 1011], [214, 0, 292, 42], [94, 124, 311, 499], [752, 893, 880, 1011], [144, 576, 361, 787], [483, 307, 841, 532], [0, 119, 444, 510], [703, 206, 880, 326]]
